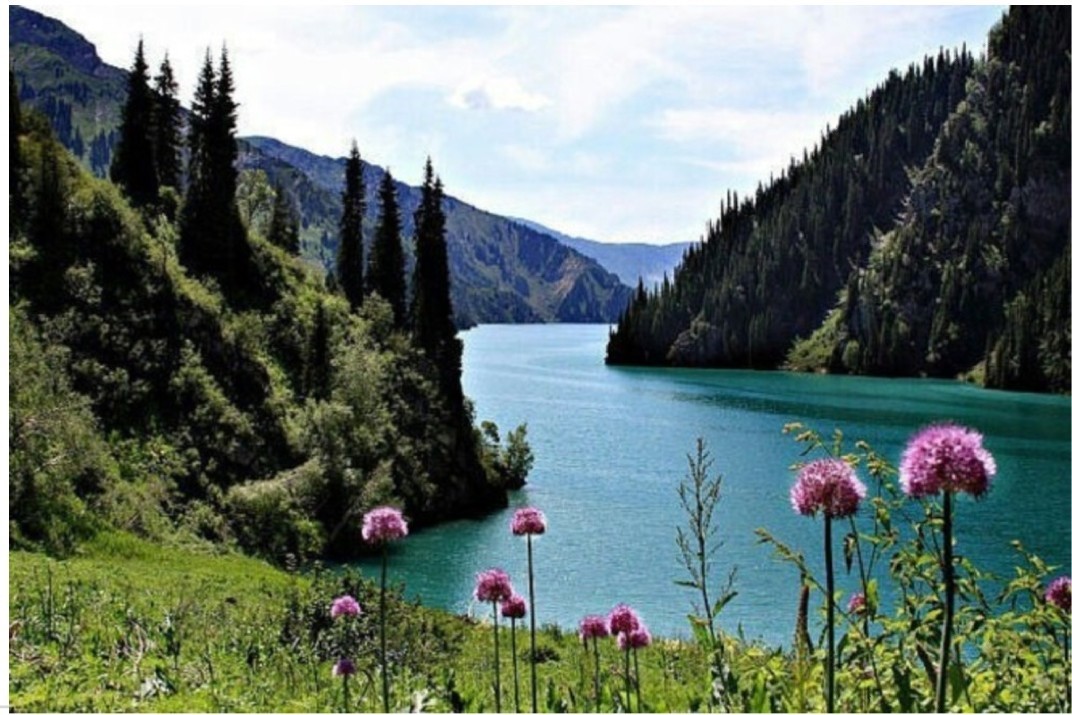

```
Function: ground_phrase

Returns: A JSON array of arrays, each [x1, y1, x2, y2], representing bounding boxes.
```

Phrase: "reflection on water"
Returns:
[[351, 324, 1071, 646]]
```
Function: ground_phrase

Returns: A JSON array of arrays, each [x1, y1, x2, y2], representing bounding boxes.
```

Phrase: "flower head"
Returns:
[[362, 506, 408, 544], [847, 592, 869, 617], [332, 658, 356, 677], [616, 625, 652, 651], [579, 615, 610, 643], [608, 603, 640, 636], [790, 458, 866, 518], [501, 593, 528, 619], [1046, 576, 1071, 611], [331, 594, 362, 619], [511, 506, 546, 536], [475, 568, 513, 603], [899, 424, 996, 498]]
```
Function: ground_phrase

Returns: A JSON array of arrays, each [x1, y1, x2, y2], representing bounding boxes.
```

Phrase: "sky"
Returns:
[[30, 4, 1007, 245]]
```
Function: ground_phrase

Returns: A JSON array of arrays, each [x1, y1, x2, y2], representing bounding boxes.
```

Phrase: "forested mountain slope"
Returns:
[[607, 6, 1069, 393], [10, 5, 631, 328]]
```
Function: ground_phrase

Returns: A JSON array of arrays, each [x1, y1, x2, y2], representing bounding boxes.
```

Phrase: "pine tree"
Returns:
[[267, 183, 300, 255], [110, 40, 158, 206], [179, 51, 216, 276], [337, 141, 365, 310], [366, 170, 406, 326], [151, 54, 182, 190], [412, 161, 458, 346]]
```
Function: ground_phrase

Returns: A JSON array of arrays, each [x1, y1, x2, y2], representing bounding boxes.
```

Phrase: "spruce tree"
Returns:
[[337, 141, 366, 311], [267, 183, 300, 255], [366, 170, 406, 326], [110, 40, 158, 206], [179, 51, 216, 276], [151, 54, 182, 190], [412, 164, 459, 355]]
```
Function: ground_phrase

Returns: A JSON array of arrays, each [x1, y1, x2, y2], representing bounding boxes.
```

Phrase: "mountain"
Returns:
[[239, 137, 633, 327], [9, 5, 125, 176], [510, 218, 692, 289], [607, 6, 1070, 393], [9, 5, 632, 328]]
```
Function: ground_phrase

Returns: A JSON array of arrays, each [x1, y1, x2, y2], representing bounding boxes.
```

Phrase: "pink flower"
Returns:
[[899, 424, 996, 498], [331, 595, 362, 619], [616, 625, 651, 651], [501, 593, 528, 619], [608, 604, 640, 636], [475, 568, 513, 603], [847, 592, 869, 616], [1046, 576, 1071, 611], [790, 459, 866, 518], [362, 506, 408, 544], [332, 658, 356, 677], [511, 507, 546, 536], [579, 615, 610, 642]]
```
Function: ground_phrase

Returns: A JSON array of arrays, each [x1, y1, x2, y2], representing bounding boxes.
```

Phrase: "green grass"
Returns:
[[9, 532, 711, 712]]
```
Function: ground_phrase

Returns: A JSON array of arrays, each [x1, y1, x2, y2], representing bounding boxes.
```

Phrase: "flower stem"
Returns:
[[380, 544, 389, 713], [512, 618, 520, 713], [343, 673, 350, 712], [623, 644, 631, 712], [633, 644, 641, 709], [527, 533, 537, 713], [824, 513, 835, 713], [937, 491, 955, 713], [493, 606, 502, 713], [593, 641, 601, 713]]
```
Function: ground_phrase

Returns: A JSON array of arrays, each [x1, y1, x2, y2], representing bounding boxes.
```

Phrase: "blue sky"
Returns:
[[33, 5, 1007, 244]]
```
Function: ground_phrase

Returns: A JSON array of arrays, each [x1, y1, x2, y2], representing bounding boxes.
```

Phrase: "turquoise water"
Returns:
[[356, 324, 1071, 646]]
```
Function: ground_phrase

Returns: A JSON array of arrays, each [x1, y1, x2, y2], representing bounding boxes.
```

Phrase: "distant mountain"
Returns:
[[240, 137, 632, 327], [510, 218, 692, 289], [9, 5, 632, 328]]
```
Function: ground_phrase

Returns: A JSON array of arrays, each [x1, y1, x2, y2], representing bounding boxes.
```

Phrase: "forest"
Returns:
[[607, 6, 1070, 394]]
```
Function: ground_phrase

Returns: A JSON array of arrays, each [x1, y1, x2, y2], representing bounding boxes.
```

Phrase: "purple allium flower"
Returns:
[[475, 568, 514, 603], [899, 424, 996, 498], [579, 615, 611, 643], [511, 507, 546, 536], [847, 592, 869, 616], [1046, 576, 1071, 611], [332, 658, 356, 677], [501, 593, 527, 619], [362, 506, 408, 544], [608, 603, 641, 636], [331, 595, 362, 619], [616, 625, 652, 651], [790, 458, 867, 518]]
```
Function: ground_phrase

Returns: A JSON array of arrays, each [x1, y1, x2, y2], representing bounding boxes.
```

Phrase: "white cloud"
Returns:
[[449, 77, 551, 113], [499, 144, 550, 173]]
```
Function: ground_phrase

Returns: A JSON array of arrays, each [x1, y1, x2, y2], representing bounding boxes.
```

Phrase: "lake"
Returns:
[[357, 323, 1071, 646]]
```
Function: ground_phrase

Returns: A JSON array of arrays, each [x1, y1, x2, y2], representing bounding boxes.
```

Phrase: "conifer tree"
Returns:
[[151, 54, 182, 190], [411, 158, 463, 401], [267, 183, 300, 255], [366, 170, 406, 326], [337, 141, 365, 310], [110, 40, 158, 206], [180, 51, 216, 276]]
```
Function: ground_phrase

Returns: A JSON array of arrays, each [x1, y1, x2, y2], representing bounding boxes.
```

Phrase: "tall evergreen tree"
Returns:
[[366, 170, 406, 326], [110, 40, 158, 206], [411, 159, 463, 401], [151, 54, 182, 190], [266, 183, 300, 255], [337, 141, 365, 310], [180, 48, 251, 296]]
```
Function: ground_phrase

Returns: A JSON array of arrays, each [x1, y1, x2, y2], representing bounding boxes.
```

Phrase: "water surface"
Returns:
[[357, 324, 1070, 646]]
